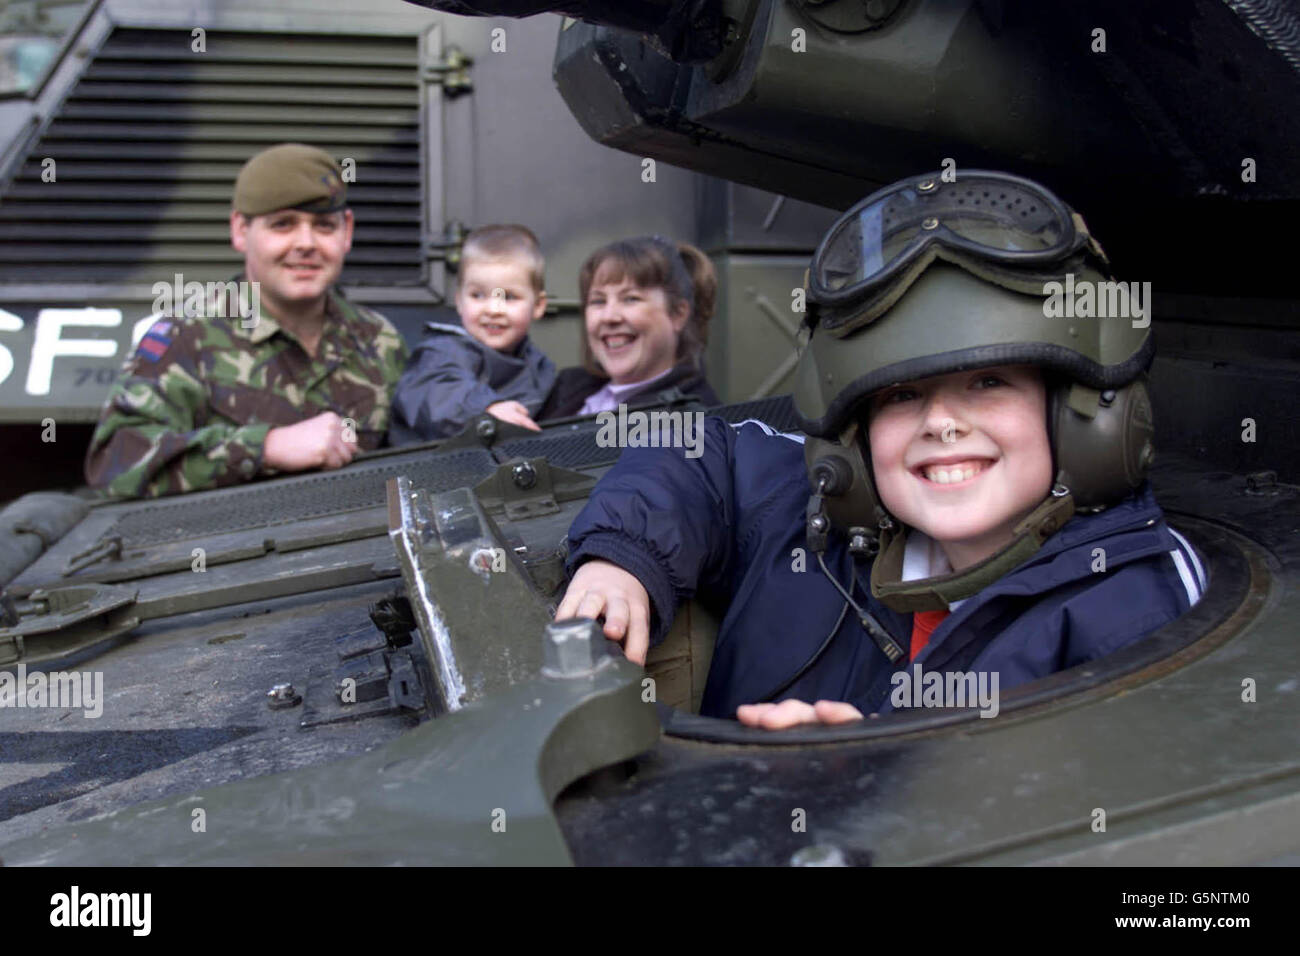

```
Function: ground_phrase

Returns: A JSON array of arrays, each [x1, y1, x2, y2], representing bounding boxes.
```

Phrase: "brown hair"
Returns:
[[577, 236, 716, 376], [460, 224, 546, 293]]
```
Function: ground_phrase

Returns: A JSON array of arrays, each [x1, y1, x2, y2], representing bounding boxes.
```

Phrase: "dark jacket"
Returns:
[[565, 418, 1207, 718], [537, 363, 720, 420], [388, 322, 556, 444]]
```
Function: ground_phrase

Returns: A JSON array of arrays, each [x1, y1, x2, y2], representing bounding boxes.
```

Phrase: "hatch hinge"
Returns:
[[423, 45, 473, 96], [473, 458, 597, 520], [0, 582, 140, 667]]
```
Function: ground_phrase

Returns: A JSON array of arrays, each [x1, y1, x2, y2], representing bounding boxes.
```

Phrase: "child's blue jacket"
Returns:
[[565, 418, 1207, 718], [389, 322, 556, 444]]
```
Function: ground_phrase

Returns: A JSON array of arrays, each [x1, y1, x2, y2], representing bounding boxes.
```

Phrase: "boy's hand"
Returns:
[[486, 401, 542, 432], [555, 559, 651, 665], [264, 411, 356, 472], [736, 700, 864, 729]]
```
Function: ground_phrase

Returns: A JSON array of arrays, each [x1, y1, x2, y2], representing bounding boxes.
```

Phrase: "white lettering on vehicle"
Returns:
[[26, 308, 122, 395]]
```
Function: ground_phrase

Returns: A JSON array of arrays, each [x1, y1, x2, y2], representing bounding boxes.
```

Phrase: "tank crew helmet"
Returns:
[[794, 170, 1156, 613]]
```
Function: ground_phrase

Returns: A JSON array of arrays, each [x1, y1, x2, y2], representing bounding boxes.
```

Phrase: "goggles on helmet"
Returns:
[[808, 170, 1104, 334]]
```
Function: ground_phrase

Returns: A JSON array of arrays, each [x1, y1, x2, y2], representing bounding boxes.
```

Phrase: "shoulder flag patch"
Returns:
[[136, 319, 174, 363]]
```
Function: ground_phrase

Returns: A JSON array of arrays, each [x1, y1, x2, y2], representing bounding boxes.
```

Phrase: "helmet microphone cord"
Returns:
[[755, 552, 905, 704], [817, 552, 906, 663]]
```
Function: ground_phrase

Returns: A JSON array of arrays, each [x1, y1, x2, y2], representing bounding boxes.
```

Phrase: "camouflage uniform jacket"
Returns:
[[84, 287, 409, 498]]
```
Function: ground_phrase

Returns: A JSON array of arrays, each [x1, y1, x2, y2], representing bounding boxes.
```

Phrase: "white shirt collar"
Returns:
[[578, 368, 675, 415], [901, 529, 967, 612]]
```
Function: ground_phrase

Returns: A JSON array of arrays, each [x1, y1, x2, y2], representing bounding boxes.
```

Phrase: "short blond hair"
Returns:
[[459, 224, 545, 293]]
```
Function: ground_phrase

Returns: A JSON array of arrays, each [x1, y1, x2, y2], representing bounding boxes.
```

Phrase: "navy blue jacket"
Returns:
[[566, 418, 1207, 718], [389, 322, 556, 444]]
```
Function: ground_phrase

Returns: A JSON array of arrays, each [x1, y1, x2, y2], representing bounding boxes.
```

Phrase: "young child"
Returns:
[[389, 224, 555, 442], [555, 170, 1206, 729]]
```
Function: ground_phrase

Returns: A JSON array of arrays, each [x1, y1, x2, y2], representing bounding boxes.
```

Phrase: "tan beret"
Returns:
[[232, 143, 347, 216]]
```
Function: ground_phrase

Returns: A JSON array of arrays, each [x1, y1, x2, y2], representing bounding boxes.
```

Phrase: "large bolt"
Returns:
[[512, 461, 537, 490], [267, 682, 301, 710], [475, 417, 497, 441], [542, 618, 613, 678]]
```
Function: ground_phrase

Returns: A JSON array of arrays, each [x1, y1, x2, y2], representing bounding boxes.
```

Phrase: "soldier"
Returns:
[[84, 143, 410, 498]]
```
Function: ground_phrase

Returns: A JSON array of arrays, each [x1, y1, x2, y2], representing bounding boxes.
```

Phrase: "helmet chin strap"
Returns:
[[868, 485, 1076, 613]]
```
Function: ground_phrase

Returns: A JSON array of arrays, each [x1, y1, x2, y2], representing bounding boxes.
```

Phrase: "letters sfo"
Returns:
[[0, 279, 258, 397]]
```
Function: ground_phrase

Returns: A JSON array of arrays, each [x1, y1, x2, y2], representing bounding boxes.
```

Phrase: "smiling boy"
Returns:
[[389, 224, 556, 442], [868, 365, 1053, 573], [556, 170, 1206, 729]]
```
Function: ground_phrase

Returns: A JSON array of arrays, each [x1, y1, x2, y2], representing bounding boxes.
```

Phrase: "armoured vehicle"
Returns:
[[0, 0, 1297, 865]]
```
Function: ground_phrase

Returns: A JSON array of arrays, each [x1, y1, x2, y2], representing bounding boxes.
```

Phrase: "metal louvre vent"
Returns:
[[105, 449, 496, 547], [0, 27, 422, 284], [498, 427, 622, 470], [498, 396, 804, 468]]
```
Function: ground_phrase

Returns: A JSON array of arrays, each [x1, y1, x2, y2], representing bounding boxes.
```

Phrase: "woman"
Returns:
[[537, 236, 719, 419]]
